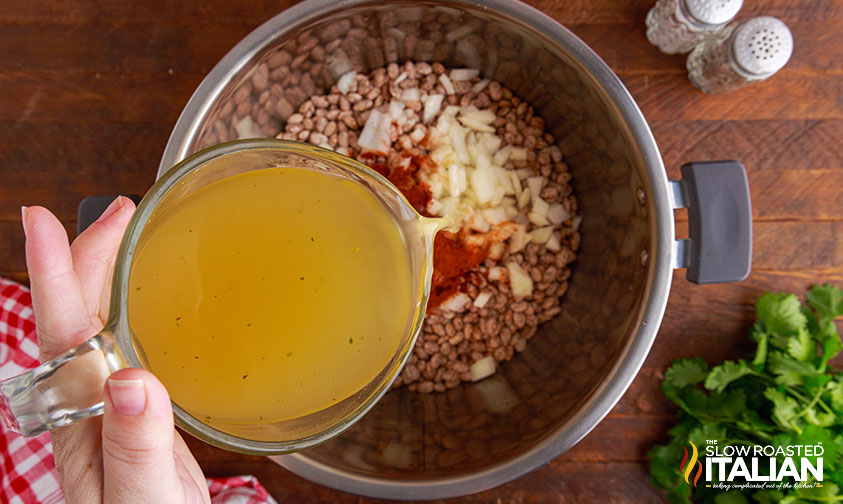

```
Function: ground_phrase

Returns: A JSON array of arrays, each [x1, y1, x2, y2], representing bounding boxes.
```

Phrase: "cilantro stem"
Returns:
[[793, 383, 827, 420]]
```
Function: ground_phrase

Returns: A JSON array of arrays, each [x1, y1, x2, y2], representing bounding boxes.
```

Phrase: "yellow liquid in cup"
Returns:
[[128, 167, 413, 424]]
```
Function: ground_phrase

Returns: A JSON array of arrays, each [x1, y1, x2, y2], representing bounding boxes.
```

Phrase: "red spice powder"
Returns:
[[358, 151, 485, 311], [428, 231, 488, 310]]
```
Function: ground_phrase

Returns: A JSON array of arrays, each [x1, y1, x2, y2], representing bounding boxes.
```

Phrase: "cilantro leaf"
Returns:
[[787, 328, 815, 362], [705, 359, 753, 392], [768, 351, 821, 386], [763, 388, 800, 431], [665, 357, 710, 388], [756, 292, 808, 336], [806, 284, 843, 322]]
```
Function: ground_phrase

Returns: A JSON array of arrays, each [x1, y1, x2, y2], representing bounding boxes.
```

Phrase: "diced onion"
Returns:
[[470, 356, 496, 382], [547, 203, 571, 226], [440, 292, 471, 312], [423, 94, 444, 123], [530, 226, 554, 244], [510, 147, 528, 160], [450, 68, 480, 81], [546, 233, 562, 251], [357, 109, 391, 154], [458, 116, 495, 133], [471, 78, 491, 94], [336, 71, 357, 94], [488, 266, 507, 281], [401, 87, 420, 102], [506, 262, 533, 297], [439, 73, 456, 95], [394, 71, 408, 85], [473, 291, 493, 308]]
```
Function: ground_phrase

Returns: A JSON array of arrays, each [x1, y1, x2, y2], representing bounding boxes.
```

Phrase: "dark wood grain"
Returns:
[[1, 0, 840, 502]]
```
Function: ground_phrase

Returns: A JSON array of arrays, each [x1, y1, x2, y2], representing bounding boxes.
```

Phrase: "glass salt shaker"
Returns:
[[687, 16, 794, 94], [646, 0, 743, 54]]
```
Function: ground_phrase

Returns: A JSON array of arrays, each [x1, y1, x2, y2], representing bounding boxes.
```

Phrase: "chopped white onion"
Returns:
[[487, 266, 507, 281], [388, 100, 405, 120], [547, 203, 571, 226], [508, 226, 529, 254], [473, 291, 493, 308], [336, 71, 357, 94], [439, 73, 456, 95], [356, 109, 391, 154], [458, 116, 495, 133], [527, 177, 544, 202], [440, 291, 471, 312], [546, 233, 562, 251], [506, 262, 534, 298], [487, 241, 505, 260], [450, 68, 480, 81], [530, 226, 554, 244], [471, 78, 491, 94], [467, 211, 490, 232], [423, 94, 444, 123], [510, 147, 528, 161], [394, 71, 408, 85], [470, 356, 496, 382], [401, 87, 420, 102], [517, 189, 531, 210], [483, 207, 508, 225], [572, 215, 583, 231]]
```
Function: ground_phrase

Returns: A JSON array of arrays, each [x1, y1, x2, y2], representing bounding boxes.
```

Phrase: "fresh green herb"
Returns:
[[349, 337, 353, 344], [648, 285, 843, 503], [300, 276, 305, 280], [242, 374, 248, 380], [286, 352, 293, 357]]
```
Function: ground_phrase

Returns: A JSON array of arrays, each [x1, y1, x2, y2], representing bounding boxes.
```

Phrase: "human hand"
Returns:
[[23, 197, 210, 503]]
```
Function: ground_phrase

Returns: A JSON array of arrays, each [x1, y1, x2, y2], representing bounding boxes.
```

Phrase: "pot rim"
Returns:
[[159, 0, 675, 499]]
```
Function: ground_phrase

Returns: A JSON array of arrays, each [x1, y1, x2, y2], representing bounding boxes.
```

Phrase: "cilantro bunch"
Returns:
[[648, 285, 843, 503]]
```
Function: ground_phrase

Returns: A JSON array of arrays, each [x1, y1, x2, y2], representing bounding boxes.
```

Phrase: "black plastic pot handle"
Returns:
[[672, 161, 752, 284], [77, 195, 142, 236]]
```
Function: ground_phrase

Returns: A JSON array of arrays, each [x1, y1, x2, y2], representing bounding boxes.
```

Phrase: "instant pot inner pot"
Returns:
[[187, 1, 652, 479]]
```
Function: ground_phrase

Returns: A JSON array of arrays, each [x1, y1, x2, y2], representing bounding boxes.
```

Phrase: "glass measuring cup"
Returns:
[[0, 139, 444, 455]]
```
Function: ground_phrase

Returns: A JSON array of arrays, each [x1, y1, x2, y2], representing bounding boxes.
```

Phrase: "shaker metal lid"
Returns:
[[684, 0, 743, 26], [732, 16, 794, 76]]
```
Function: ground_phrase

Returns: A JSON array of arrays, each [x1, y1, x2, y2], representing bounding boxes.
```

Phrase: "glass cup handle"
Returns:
[[0, 329, 125, 436]]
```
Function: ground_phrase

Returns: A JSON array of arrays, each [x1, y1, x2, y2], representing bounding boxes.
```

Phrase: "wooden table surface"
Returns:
[[1, 0, 840, 502]]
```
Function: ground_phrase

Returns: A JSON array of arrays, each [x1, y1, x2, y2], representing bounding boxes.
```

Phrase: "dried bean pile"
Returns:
[[276, 61, 580, 393]]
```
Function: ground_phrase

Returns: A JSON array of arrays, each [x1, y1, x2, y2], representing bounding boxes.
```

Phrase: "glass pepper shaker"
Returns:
[[646, 0, 743, 54], [687, 16, 794, 94]]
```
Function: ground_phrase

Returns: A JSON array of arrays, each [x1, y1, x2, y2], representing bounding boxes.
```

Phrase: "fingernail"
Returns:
[[20, 206, 28, 236], [107, 378, 146, 416], [96, 196, 125, 223]]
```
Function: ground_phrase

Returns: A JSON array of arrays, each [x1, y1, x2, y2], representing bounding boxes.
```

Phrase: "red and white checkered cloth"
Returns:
[[0, 277, 277, 504]]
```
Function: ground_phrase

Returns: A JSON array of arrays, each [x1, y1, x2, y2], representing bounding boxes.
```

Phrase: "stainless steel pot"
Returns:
[[159, 0, 752, 499]]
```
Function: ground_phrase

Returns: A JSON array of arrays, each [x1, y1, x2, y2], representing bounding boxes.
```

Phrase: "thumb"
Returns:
[[102, 368, 183, 503]]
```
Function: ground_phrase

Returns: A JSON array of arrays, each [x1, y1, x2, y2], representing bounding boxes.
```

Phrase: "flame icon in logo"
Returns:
[[679, 441, 703, 487]]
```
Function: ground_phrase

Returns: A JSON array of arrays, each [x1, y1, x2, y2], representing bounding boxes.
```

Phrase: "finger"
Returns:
[[102, 368, 186, 504], [173, 432, 213, 504], [70, 196, 136, 321], [23, 206, 101, 361]]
